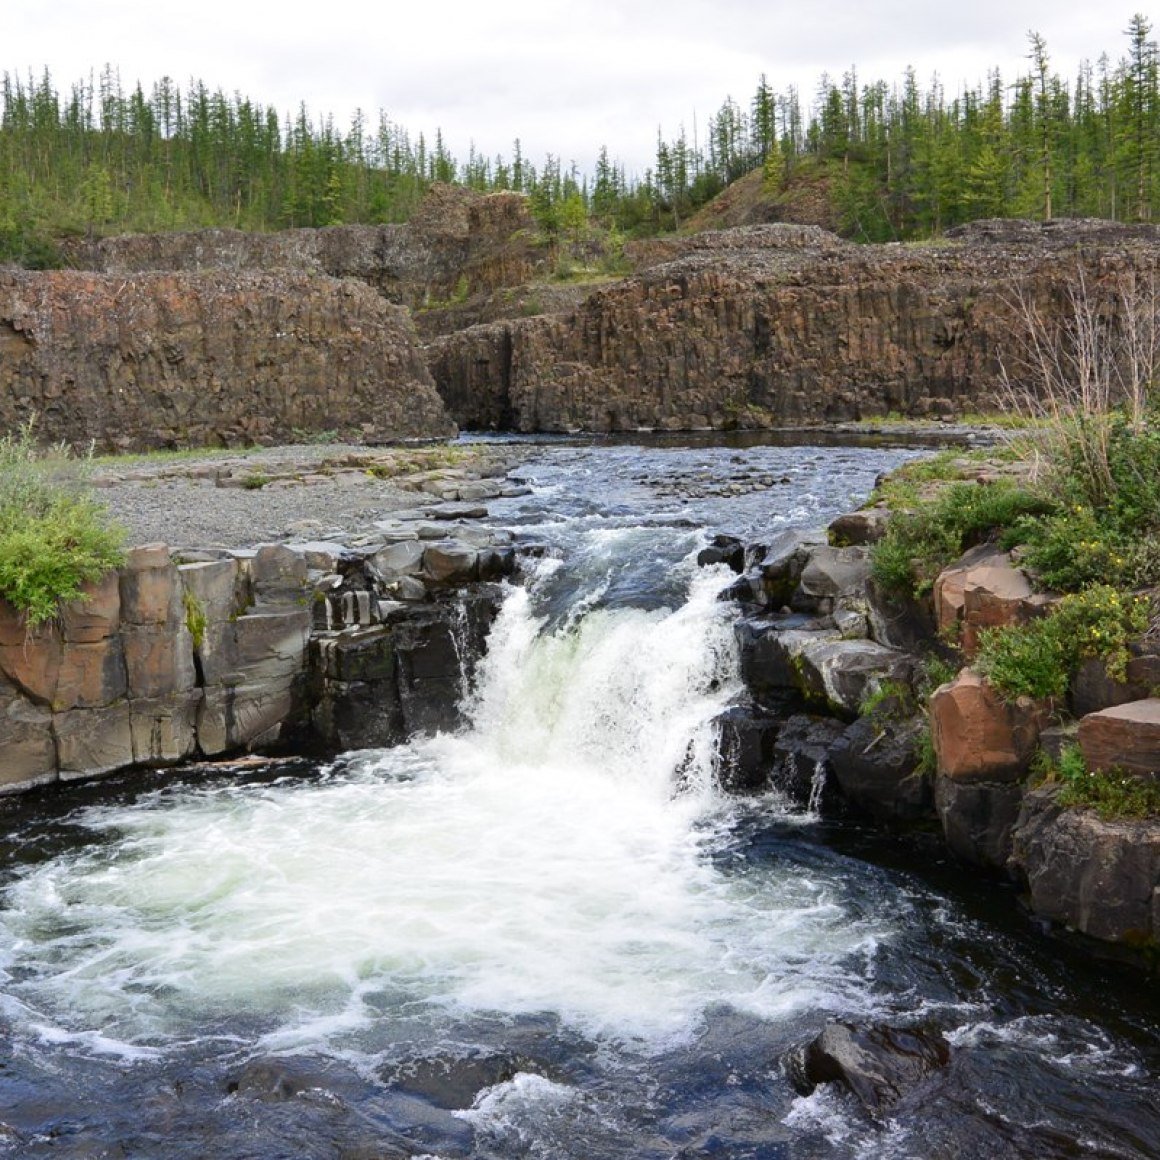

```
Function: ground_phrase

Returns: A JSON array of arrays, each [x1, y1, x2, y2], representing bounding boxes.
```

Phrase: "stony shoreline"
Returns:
[[89, 441, 534, 550]]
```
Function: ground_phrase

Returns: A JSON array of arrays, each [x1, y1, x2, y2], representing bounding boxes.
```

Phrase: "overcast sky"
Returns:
[[5, 1, 1146, 176]]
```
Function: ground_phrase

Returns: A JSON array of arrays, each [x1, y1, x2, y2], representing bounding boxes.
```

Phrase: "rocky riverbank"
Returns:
[[0, 447, 538, 792], [711, 495, 1160, 966]]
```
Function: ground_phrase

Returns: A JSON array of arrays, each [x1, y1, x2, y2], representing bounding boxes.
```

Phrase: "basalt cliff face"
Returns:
[[62, 184, 546, 312], [7, 190, 1160, 450], [0, 269, 452, 451], [428, 219, 1160, 432]]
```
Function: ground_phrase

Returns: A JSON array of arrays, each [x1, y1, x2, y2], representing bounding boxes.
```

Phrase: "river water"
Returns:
[[0, 435, 1157, 1159]]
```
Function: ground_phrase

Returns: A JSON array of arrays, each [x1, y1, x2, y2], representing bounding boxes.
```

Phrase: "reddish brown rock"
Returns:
[[933, 547, 1050, 658], [0, 677, 56, 792], [0, 268, 453, 452], [929, 669, 1051, 783], [59, 572, 121, 643], [0, 609, 63, 704], [1078, 699, 1160, 780], [428, 221, 1160, 433]]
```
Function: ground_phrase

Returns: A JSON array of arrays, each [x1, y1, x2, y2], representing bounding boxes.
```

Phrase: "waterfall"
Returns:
[[0, 553, 885, 1055]]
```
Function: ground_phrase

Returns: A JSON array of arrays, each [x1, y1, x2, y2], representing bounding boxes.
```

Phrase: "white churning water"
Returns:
[[0, 555, 889, 1056]]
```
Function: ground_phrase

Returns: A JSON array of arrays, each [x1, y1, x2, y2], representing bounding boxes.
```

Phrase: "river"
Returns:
[[0, 435, 1157, 1158]]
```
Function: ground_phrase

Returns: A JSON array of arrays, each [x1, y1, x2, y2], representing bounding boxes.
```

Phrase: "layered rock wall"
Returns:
[[0, 269, 453, 451], [62, 184, 546, 311], [428, 221, 1160, 432], [0, 528, 518, 793]]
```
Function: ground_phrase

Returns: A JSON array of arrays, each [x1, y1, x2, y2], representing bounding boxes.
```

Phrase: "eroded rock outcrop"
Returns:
[[0, 269, 452, 451], [0, 518, 519, 794], [62, 184, 546, 313], [428, 221, 1160, 432]]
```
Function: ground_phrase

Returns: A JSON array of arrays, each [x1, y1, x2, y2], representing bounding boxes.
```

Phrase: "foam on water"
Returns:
[[0, 554, 889, 1058]]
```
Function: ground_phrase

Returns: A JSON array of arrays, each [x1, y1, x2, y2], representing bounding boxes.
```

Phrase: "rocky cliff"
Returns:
[[0, 268, 452, 451], [428, 220, 1160, 432], [62, 184, 546, 312]]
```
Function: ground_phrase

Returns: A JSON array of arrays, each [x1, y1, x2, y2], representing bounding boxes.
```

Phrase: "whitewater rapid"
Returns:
[[0, 557, 888, 1059]]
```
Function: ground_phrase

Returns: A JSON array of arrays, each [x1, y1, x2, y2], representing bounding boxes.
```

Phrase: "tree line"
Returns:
[[0, 15, 1156, 265]]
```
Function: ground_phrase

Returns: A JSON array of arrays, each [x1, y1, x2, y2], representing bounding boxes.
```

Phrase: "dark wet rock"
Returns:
[[226, 1058, 328, 1102], [757, 530, 827, 609], [787, 1022, 950, 1116], [829, 714, 932, 821], [1010, 785, 1160, 946], [696, 533, 746, 573], [935, 776, 1025, 873], [769, 713, 845, 808], [734, 617, 837, 702], [713, 696, 781, 792], [381, 1049, 546, 1110], [865, 579, 940, 653]]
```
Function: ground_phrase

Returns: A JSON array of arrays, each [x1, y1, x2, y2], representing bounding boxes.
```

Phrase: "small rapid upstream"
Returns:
[[0, 436, 1157, 1159]]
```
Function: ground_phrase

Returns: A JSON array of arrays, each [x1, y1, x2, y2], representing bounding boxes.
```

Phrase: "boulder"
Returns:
[[1010, 786, 1160, 944], [423, 542, 480, 585], [696, 533, 745, 572], [787, 1022, 950, 1116], [929, 669, 1050, 783], [829, 715, 932, 821], [734, 617, 839, 701], [933, 546, 1051, 658], [797, 545, 872, 606], [712, 697, 780, 792], [932, 545, 1009, 637], [369, 540, 427, 580], [935, 776, 1026, 872], [1077, 699, 1160, 779], [751, 529, 826, 609], [793, 637, 914, 718], [827, 506, 891, 547]]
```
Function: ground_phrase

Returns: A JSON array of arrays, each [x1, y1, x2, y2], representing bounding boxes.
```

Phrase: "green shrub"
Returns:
[[1009, 415, 1160, 592], [976, 585, 1152, 701], [0, 425, 125, 626], [1052, 744, 1160, 820], [870, 479, 1053, 597]]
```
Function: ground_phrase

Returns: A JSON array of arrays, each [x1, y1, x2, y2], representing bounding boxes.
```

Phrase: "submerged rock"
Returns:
[[787, 1021, 951, 1116]]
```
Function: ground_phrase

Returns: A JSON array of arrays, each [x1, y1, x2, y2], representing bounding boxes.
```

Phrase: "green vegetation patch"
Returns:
[[0, 425, 126, 626], [870, 478, 1052, 597], [976, 586, 1152, 702], [1045, 745, 1160, 821]]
